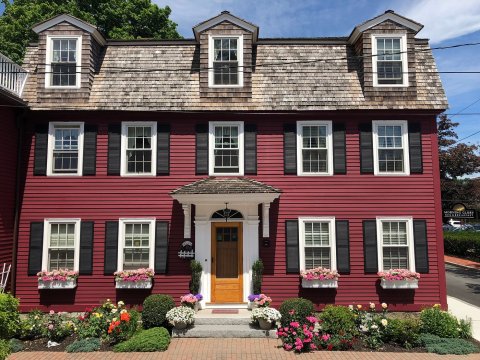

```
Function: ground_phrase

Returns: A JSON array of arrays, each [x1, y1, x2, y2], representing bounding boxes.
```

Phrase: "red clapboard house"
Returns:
[[2, 10, 448, 311]]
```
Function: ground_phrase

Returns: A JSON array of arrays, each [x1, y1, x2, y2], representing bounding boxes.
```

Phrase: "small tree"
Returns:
[[189, 260, 202, 295], [252, 259, 264, 294]]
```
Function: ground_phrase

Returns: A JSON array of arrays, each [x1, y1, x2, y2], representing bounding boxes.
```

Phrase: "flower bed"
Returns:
[[37, 270, 78, 289], [114, 268, 154, 289], [378, 269, 420, 289], [300, 267, 339, 288]]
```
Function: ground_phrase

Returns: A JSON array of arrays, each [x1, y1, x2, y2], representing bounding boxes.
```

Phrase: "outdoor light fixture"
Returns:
[[222, 203, 231, 222]]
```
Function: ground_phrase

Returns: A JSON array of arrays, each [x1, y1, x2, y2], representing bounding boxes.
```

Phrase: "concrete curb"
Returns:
[[447, 296, 480, 341], [445, 260, 480, 271]]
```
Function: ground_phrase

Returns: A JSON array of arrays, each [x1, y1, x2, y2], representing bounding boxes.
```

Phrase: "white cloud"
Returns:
[[397, 0, 480, 43]]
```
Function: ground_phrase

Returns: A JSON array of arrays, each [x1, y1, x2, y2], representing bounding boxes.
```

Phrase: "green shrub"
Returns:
[[0, 340, 10, 360], [0, 293, 20, 339], [189, 260, 203, 295], [318, 305, 357, 336], [279, 298, 314, 326], [114, 327, 170, 352], [383, 317, 421, 348], [458, 318, 473, 339], [252, 259, 264, 294], [142, 294, 175, 329], [444, 231, 480, 261], [418, 333, 479, 355], [9, 339, 24, 353], [66, 338, 101, 353], [420, 306, 466, 338], [19, 310, 45, 340]]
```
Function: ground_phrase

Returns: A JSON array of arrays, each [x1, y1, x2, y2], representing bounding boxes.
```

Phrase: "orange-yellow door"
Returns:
[[211, 222, 243, 303]]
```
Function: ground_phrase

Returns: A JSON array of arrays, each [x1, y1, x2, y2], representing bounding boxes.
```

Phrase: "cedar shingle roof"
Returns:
[[170, 177, 281, 195]]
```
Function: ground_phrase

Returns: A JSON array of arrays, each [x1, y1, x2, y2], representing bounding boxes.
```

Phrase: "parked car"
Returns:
[[448, 219, 462, 228], [443, 224, 455, 231]]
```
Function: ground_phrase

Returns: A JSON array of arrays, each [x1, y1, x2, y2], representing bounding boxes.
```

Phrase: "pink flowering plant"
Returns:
[[300, 267, 339, 281], [377, 269, 420, 281], [114, 268, 154, 282], [180, 293, 198, 308], [45, 310, 75, 342], [37, 269, 78, 282], [253, 294, 272, 307]]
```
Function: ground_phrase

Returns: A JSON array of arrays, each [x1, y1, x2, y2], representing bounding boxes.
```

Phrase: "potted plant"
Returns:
[[251, 307, 281, 330], [248, 259, 264, 309], [114, 268, 154, 289], [248, 294, 260, 310], [378, 269, 420, 289], [180, 293, 202, 312], [300, 267, 339, 288], [166, 306, 195, 330], [37, 269, 78, 289], [189, 260, 203, 310]]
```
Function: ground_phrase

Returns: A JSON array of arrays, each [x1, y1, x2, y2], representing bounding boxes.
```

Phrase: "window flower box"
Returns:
[[380, 279, 419, 289], [378, 269, 420, 289], [38, 278, 77, 289], [114, 268, 154, 289], [301, 279, 338, 288], [37, 269, 78, 290], [115, 279, 152, 289], [300, 267, 339, 288]]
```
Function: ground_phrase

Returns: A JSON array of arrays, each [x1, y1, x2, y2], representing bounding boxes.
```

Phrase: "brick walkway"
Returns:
[[8, 339, 480, 359], [445, 255, 480, 270]]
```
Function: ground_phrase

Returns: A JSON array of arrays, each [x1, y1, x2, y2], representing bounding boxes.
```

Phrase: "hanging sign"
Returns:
[[443, 203, 476, 219]]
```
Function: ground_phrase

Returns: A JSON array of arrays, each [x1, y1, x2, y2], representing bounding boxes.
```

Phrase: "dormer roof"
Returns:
[[348, 10, 424, 44], [192, 10, 259, 43], [32, 13, 106, 45]]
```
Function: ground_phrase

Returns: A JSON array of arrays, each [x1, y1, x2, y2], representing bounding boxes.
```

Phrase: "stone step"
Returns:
[[172, 324, 277, 338], [194, 316, 251, 325]]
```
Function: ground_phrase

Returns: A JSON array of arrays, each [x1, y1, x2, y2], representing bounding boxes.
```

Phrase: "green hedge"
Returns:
[[444, 231, 480, 261], [114, 327, 170, 352]]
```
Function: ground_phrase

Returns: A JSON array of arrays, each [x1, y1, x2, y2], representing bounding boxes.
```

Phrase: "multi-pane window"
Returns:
[[209, 122, 244, 175], [378, 219, 413, 270], [209, 36, 243, 87], [49, 38, 79, 87], [297, 121, 332, 175], [373, 121, 409, 175], [299, 218, 336, 271], [118, 219, 155, 271], [373, 35, 408, 86], [121, 122, 157, 176], [48, 122, 84, 176], [43, 220, 80, 271]]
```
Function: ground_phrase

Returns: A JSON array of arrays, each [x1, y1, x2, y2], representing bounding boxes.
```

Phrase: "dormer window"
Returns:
[[372, 34, 408, 87], [208, 35, 243, 87], [45, 36, 82, 88]]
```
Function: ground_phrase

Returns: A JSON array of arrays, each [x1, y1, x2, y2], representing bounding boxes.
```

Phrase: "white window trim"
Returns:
[[372, 120, 410, 176], [208, 34, 244, 88], [42, 218, 81, 272], [45, 35, 82, 89], [371, 34, 409, 88], [376, 216, 415, 272], [296, 121, 333, 176], [120, 121, 157, 177], [208, 121, 244, 176], [117, 218, 156, 272], [298, 217, 337, 271], [47, 122, 85, 176]]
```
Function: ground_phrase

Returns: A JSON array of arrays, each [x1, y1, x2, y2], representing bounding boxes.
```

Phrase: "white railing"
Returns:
[[0, 52, 28, 97]]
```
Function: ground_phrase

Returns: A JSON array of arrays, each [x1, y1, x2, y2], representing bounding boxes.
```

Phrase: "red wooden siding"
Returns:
[[15, 111, 446, 311]]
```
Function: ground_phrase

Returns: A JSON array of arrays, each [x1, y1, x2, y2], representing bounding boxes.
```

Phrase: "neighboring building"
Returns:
[[2, 10, 448, 311]]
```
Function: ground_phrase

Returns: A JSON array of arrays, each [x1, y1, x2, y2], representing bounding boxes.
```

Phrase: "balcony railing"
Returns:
[[0, 52, 28, 98]]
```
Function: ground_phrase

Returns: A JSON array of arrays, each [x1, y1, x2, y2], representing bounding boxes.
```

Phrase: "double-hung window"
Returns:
[[377, 217, 415, 271], [297, 121, 333, 175], [208, 35, 243, 87], [121, 122, 157, 176], [42, 219, 80, 271], [47, 122, 84, 176], [372, 34, 408, 87], [117, 219, 155, 271], [299, 217, 336, 271], [209, 121, 244, 175], [46, 36, 81, 88], [372, 120, 409, 175]]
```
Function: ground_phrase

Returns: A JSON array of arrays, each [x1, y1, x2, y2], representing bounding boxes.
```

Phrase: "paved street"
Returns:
[[446, 263, 480, 307]]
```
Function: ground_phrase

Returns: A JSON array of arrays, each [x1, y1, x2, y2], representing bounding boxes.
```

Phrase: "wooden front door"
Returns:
[[211, 222, 243, 303]]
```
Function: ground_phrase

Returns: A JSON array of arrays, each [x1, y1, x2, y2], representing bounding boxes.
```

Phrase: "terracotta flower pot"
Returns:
[[174, 321, 188, 330], [258, 318, 272, 330]]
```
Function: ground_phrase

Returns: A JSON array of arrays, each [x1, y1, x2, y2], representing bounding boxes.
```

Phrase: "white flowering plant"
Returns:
[[349, 302, 389, 350], [251, 306, 282, 323], [166, 306, 195, 325]]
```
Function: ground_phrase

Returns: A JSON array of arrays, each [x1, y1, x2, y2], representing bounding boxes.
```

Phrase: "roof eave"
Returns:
[[192, 12, 259, 43]]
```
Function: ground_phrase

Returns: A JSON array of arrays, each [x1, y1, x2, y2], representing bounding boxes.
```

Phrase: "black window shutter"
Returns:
[[360, 123, 374, 174], [284, 124, 297, 175], [195, 124, 208, 175], [157, 124, 170, 175], [79, 221, 94, 275], [83, 125, 97, 176], [408, 123, 423, 174], [413, 220, 429, 273], [333, 123, 347, 174], [107, 124, 121, 175], [363, 220, 378, 273], [285, 220, 299, 273], [336, 220, 350, 273], [155, 221, 169, 274], [28, 222, 44, 275], [104, 221, 119, 275], [244, 124, 257, 175], [34, 125, 48, 176]]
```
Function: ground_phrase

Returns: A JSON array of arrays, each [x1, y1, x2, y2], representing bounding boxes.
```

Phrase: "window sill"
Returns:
[[115, 279, 152, 289], [301, 279, 338, 288], [380, 279, 418, 289], [38, 279, 77, 290]]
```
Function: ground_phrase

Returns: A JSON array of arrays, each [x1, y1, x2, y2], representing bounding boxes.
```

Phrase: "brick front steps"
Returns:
[[172, 309, 277, 338]]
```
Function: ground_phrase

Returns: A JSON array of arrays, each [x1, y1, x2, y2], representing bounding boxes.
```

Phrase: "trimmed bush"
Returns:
[[189, 260, 203, 295], [0, 340, 10, 360], [66, 338, 101, 353], [418, 333, 479, 355], [318, 305, 357, 336], [0, 293, 20, 339], [252, 259, 264, 294], [420, 306, 467, 338], [383, 317, 421, 348], [444, 231, 480, 261], [114, 327, 170, 352], [142, 294, 175, 329], [279, 298, 314, 326], [9, 339, 24, 353]]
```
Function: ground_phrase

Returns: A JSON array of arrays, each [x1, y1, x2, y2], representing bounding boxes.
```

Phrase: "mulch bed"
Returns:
[[19, 335, 113, 352]]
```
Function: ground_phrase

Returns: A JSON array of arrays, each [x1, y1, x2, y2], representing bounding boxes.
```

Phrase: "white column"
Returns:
[[194, 216, 210, 304], [182, 204, 191, 239], [262, 203, 270, 238], [244, 215, 260, 302]]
